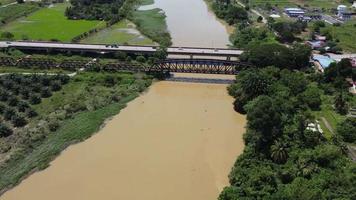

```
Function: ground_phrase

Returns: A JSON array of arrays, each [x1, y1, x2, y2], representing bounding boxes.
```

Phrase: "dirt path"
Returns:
[[321, 117, 335, 135]]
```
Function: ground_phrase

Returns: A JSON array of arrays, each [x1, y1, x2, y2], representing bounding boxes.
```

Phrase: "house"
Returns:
[[284, 8, 305, 17], [337, 5, 352, 20], [315, 34, 326, 41], [306, 40, 325, 49], [352, 1, 356, 8], [312, 54, 335, 69]]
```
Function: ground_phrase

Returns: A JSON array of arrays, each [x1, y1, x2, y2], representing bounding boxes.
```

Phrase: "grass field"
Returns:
[[313, 95, 348, 139], [1, 3, 105, 41], [321, 21, 356, 53], [0, 3, 39, 24], [81, 19, 154, 45]]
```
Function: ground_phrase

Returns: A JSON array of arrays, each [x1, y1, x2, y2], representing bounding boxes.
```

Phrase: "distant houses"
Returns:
[[306, 40, 325, 49], [284, 8, 305, 17], [337, 5, 352, 20]]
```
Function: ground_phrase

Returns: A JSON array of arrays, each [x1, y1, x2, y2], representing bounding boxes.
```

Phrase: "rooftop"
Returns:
[[312, 55, 335, 68]]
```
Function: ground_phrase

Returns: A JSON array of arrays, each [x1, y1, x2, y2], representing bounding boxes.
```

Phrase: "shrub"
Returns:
[[26, 108, 38, 118], [17, 101, 30, 112], [50, 80, 62, 91], [40, 87, 52, 98], [11, 114, 27, 127], [7, 96, 19, 106], [29, 94, 42, 105], [0, 123, 13, 137], [4, 107, 16, 120]]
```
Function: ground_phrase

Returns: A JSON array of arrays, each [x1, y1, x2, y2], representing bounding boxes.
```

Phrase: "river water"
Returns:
[[0, 1, 245, 200]]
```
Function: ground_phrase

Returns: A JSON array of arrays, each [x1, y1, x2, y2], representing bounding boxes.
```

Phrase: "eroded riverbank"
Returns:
[[1, 81, 245, 200]]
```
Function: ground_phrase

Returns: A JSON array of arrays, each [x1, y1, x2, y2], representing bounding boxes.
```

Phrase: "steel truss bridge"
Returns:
[[0, 57, 252, 75]]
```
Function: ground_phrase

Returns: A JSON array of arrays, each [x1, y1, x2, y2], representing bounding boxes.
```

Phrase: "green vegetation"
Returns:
[[0, 3, 39, 25], [320, 22, 356, 52], [220, 37, 356, 199], [81, 19, 154, 45], [65, 0, 125, 23], [1, 3, 105, 42], [212, 0, 248, 25], [0, 71, 152, 193], [242, 43, 312, 70], [130, 1, 171, 46], [230, 25, 276, 48]]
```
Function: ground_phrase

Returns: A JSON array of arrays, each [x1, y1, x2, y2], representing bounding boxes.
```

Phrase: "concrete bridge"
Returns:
[[0, 41, 243, 59]]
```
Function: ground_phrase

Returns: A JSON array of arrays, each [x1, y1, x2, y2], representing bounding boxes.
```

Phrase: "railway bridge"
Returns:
[[0, 56, 252, 75]]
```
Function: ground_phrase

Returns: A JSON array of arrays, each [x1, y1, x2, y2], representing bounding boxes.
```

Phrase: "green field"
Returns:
[[1, 3, 105, 41], [321, 22, 356, 53], [81, 19, 154, 45]]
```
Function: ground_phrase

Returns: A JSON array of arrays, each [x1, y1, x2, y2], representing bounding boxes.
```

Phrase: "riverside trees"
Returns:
[[222, 50, 356, 199], [65, 0, 126, 23]]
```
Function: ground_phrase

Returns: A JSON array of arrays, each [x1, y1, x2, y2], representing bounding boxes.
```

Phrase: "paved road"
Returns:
[[327, 53, 356, 61], [322, 14, 343, 25], [0, 41, 244, 57]]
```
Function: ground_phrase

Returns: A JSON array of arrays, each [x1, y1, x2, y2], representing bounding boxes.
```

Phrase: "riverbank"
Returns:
[[0, 72, 153, 195], [203, 0, 235, 35], [129, 0, 171, 46]]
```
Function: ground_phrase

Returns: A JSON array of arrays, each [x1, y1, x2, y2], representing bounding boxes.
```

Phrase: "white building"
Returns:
[[353, 1, 356, 8]]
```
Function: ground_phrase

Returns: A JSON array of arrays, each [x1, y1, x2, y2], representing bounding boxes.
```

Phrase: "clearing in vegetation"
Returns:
[[1, 3, 105, 42]]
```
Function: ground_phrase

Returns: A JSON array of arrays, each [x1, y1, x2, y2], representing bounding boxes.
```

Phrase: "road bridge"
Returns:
[[0, 41, 243, 59], [0, 56, 251, 75]]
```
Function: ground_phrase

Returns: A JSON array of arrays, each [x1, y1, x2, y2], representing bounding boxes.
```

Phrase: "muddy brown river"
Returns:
[[1, 0, 246, 200]]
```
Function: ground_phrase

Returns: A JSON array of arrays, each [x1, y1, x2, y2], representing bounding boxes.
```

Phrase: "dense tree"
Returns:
[[270, 140, 288, 164], [245, 95, 282, 151], [245, 43, 295, 69], [337, 118, 356, 143], [334, 92, 348, 115], [65, 0, 126, 23]]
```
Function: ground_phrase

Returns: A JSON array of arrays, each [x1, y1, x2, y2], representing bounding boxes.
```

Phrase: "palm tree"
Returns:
[[270, 140, 288, 164]]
